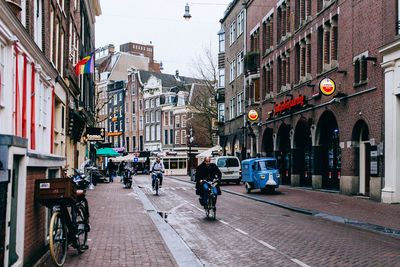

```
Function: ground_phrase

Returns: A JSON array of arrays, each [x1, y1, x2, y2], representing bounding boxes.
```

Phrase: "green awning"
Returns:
[[96, 147, 119, 157]]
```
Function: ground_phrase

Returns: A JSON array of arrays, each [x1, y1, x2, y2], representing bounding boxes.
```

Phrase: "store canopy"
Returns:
[[96, 147, 119, 157], [111, 154, 147, 163], [196, 145, 222, 158]]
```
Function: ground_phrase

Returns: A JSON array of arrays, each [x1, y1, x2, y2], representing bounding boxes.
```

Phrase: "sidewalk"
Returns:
[[173, 176, 400, 238], [35, 180, 178, 267]]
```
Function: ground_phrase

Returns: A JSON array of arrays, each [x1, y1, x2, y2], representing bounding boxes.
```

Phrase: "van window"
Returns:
[[258, 160, 277, 170], [217, 158, 239, 167]]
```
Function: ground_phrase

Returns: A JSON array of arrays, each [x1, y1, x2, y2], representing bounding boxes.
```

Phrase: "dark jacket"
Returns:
[[195, 162, 222, 195]]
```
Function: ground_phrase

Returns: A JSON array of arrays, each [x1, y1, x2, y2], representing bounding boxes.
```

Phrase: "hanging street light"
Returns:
[[183, 3, 192, 20]]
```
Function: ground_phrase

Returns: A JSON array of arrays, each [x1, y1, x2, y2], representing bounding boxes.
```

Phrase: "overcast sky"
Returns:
[[95, 0, 231, 77]]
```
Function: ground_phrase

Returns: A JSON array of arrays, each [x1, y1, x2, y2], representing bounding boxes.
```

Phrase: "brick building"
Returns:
[[0, 0, 101, 266], [217, 0, 397, 201], [217, 0, 246, 161]]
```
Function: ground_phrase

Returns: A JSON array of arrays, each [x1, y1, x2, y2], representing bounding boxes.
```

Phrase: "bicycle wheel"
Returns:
[[76, 204, 89, 253], [155, 178, 159, 195], [205, 194, 211, 218], [211, 195, 216, 221], [49, 211, 67, 266]]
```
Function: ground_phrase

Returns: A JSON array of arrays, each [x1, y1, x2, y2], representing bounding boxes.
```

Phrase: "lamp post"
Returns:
[[188, 125, 194, 176]]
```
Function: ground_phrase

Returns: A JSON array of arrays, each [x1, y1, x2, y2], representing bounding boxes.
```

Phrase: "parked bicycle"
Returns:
[[204, 180, 218, 220], [35, 177, 90, 266]]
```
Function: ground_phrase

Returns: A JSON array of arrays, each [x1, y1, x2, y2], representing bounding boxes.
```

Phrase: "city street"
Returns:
[[37, 175, 400, 266]]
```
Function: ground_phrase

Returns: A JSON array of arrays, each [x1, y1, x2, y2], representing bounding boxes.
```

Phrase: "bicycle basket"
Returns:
[[35, 178, 77, 207]]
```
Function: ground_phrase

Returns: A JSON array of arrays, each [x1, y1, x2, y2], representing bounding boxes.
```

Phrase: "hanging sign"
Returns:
[[248, 110, 258, 121], [273, 95, 305, 116], [319, 78, 336, 96]]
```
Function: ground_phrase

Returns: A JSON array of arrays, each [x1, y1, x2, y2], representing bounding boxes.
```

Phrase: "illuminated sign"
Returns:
[[107, 132, 122, 136], [248, 110, 259, 121], [112, 117, 117, 122], [319, 78, 336, 96], [273, 95, 305, 116], [86, 127, 105, 141]]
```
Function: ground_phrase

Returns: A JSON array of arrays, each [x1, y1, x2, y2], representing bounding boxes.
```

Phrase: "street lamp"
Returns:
[[188, 125, 194, 176], [183, 3, 192, 20]]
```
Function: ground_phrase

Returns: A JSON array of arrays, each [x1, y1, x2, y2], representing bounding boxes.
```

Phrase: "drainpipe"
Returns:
[[243, 5, 247, 160]]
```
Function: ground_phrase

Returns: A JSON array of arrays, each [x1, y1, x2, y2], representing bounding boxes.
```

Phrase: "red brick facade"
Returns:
[[24, 168, 47, 264]]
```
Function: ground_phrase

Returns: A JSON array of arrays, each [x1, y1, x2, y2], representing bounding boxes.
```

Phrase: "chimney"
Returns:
[[108, 44, 115, 55], [6, 0, 22, 18], [175, 70, 179, 78]]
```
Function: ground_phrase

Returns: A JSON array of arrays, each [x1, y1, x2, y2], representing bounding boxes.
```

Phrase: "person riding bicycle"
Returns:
[[195, 157, 222, 207], [150, 157, 165, 188]]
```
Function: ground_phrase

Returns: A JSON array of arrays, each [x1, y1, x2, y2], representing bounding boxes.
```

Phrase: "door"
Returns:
[[8, 157, 20, 266], [359, 142, 371, 195], [0, 182, 8, 266]]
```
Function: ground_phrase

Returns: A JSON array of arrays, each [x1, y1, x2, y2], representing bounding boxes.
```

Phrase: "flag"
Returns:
[[75, 51, 95, 76]]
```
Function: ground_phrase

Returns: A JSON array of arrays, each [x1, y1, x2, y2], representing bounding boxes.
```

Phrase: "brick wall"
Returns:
[[24, 167, 47, 264]]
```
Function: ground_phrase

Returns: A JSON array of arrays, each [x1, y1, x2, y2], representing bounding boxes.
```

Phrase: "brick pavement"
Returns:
[[35, 180, 178, 267], [175, 176, 400, 233]]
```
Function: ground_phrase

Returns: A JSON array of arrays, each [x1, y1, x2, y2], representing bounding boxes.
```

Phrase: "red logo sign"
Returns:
[[273, 95, 305, 116], [319, 78, 336, 96], [248, 110, 258, 120]]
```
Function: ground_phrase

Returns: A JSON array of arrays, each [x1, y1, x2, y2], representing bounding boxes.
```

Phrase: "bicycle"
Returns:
[[203, 180, 218, 220], [152, 171, 163, 196], [37, 177, 90, 266]]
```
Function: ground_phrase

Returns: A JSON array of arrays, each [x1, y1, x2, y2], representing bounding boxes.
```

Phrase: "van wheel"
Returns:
[[245, 183, 252, 193], [235, 179, 240, 185]]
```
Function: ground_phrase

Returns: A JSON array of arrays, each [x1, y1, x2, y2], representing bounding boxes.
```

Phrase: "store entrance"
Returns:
[[294, 118, 312, 187], [277, 123, 291, 185]]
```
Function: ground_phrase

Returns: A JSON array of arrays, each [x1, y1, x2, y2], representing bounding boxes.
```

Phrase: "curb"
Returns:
[[168, 176, 400, 239]]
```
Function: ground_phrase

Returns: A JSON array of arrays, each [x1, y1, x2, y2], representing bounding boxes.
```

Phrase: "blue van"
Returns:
[[241, 158, 280, 193]]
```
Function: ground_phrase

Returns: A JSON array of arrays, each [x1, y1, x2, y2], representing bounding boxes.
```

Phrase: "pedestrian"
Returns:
[[119, 161, 126, 183], [107, 159, 115, 183], [195, 157, 222, 207]]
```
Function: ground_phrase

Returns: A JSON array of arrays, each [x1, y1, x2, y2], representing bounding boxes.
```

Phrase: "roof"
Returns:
[[242, 157, 277, 164], [109, 53, 149, 81], [138, 70, 203, 89]]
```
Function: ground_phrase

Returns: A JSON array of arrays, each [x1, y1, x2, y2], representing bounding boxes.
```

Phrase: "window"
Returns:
[[119, 92, 122, 101], [230, 60, 236, 82], [181, 130, 186, 144], [132, 116, 136, 131], [151, 111, 155, 122], [218, 69, 225, 88], [145, 126, 150, 141], [156, 125, 161, 140], [164, 112, 169, 126], [218, 103, 225, 122], [237, 10, 244, 37], [126, 104, 129, 113], [175, 130, 180, 144], [126, 118, 129, 130], [60, 30, 64, 76], [156, 110, 161, 122], [132, 136, 136, 151], [151, 125, 155, 140], [50, 7, 54, 63], [34, 0, 43, 48], [109, 123, 112, 132], [145, 100, 149, 109], [151, 99, 155, 108], [181, 115, 186, 127], [0, 43, 4, 106], [164, 130, 168, 144], [139, 100, 142, 110], [219, 32, 225, 53], [131, 75, 135, 95], [139, 116, 143, 130], [55, 20, 59, 68], [156, 97, 160, 106], [113, 94, 117, 105], [237, 51, 244, 76], [175, 115, 180, 128], [114, 121, 117, 132], [178, 95, 185, 106], [230, 98, 236, 120], [120, 120, 123, 132], [354, 55, 368, 85], [237, 93, 243, 115], [230, 21, 236, 45], [132, 101, 135, 114], [170, 129, 174, 144], [145, 112, 150, 123]]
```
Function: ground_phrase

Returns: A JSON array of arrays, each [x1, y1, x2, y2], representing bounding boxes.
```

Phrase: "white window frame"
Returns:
[[0, 43, 5, 107], [230, 21, 236, 45], [175, 130, 180, 144], [237, 93, 243, 115], [181, 115, 186, 128], [156, 124, 161, 140], [181, 130, 186, 144], [237, 51, 244, 76], [219, 33, 225, 53], [175, 115, 180, 128], [139, 115, 143, 130], [218, 68, 225, 88], [230, 60, 236, 83], [237, 10, 244, 36]]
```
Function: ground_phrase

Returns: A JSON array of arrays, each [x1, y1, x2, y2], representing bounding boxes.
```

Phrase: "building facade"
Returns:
[[0, 0, 101, 266], [231, 0, 393, 201], [218, 0, 246, 161]]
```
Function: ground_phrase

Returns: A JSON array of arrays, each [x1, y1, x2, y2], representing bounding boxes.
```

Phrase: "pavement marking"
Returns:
[[234, 228, 249, 235], [257, 240, 276, 250], [291, 258, 311, 267], [219, 220, 229, 225], [169, 201, 189, 214], [134, 184, 203, 267]]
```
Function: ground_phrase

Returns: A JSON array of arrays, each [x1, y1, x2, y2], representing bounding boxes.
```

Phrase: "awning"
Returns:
[[96, 147, 119, 157], [196, 145, 222, 158]]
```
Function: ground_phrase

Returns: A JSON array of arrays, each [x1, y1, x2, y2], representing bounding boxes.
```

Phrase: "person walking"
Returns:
[[107, 159, 115, 183]]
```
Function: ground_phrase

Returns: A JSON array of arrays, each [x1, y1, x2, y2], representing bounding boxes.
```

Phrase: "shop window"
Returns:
[[179, 159, 186, 169]]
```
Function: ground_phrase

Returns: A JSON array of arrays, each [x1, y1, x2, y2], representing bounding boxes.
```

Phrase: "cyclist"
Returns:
[[195, 157, 222, 207], [150, 157, 165, 188]]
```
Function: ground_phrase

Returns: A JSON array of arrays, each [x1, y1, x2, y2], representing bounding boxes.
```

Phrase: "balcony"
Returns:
[[244, 51, 260, 75]]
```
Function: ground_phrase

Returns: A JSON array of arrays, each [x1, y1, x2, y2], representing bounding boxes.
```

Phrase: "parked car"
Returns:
[[210, 156, 241, 184], [241, 157, 280, 193]]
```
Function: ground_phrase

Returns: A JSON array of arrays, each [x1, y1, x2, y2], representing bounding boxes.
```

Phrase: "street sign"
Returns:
[[86, 127, 105, 141], [134, 157, 138, 163]]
